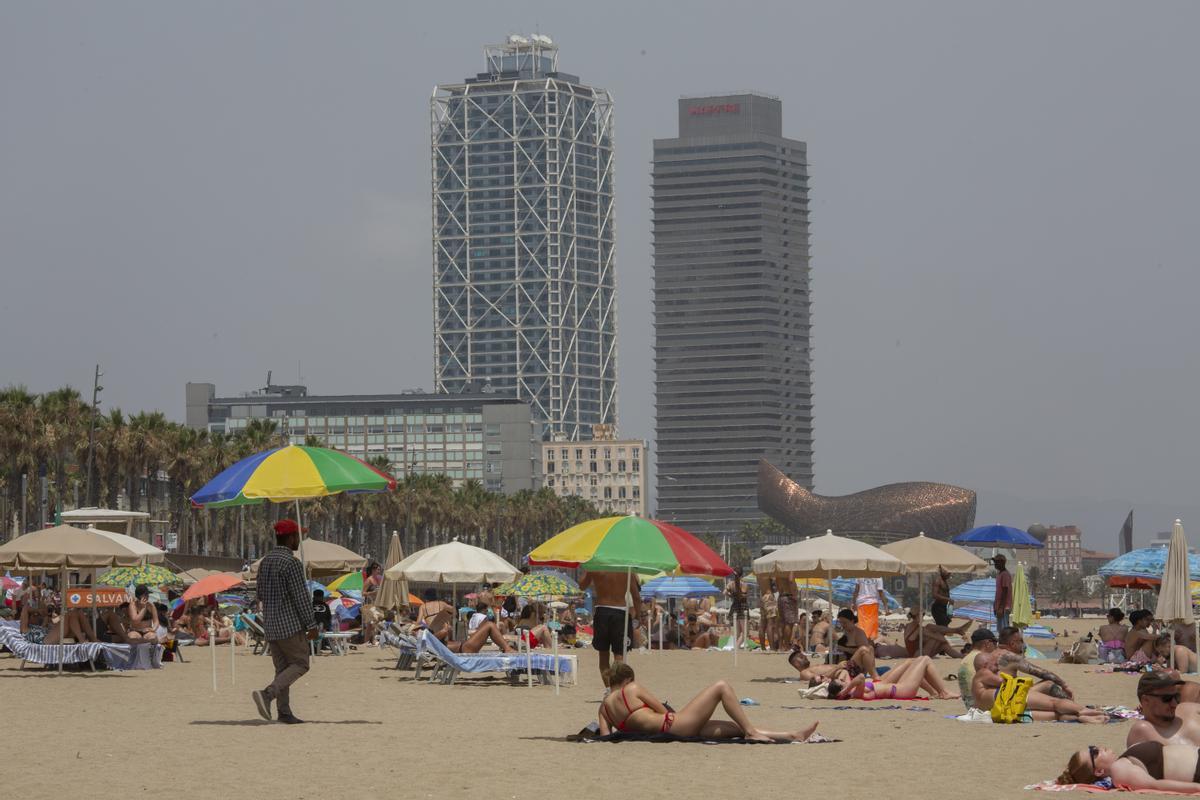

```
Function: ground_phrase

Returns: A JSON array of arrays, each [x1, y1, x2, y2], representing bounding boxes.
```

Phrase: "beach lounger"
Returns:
[[0, 624, 137, 671], [414, 629, 575, 686]]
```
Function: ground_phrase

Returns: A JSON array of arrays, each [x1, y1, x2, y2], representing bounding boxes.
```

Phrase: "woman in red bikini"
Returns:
[[598, 663, 819, 742], [827, 655, 959, 701]]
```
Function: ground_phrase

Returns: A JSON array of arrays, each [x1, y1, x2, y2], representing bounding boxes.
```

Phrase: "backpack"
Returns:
[[991, 673, 1034, 723]]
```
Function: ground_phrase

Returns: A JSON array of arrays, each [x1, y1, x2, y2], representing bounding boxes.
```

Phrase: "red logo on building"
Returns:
[[689, 103, 740, 115]]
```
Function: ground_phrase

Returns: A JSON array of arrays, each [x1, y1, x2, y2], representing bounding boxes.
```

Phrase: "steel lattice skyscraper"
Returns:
[[653, 93, 813, 540], [432, 36, 618, 440]]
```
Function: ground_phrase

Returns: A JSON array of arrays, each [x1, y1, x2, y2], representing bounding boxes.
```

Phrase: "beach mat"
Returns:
[[1028, 781, 1192, 794], [784, 704, 933, 713]]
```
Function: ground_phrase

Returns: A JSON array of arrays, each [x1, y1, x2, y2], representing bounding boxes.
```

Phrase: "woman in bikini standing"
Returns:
[[599, 662, 819, 742]]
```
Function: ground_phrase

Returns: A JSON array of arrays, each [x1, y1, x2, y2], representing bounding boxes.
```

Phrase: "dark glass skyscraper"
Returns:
[[432, 36, 618, 441], [653, 93, 813, 539]]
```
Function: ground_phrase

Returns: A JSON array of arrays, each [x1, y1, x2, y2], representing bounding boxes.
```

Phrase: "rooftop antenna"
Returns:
[[265, 370, 272, 391]]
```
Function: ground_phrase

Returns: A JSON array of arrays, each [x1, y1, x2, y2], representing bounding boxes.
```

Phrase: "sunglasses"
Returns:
[[1147, 692, 1182, 704], [1088, 745, 1099, 774]]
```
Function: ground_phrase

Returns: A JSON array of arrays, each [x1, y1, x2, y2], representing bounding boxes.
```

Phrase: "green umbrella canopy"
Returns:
[[96, 564, 182, 588]]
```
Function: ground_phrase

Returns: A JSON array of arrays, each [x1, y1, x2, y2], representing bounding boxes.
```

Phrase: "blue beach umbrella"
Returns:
[[1098, 545, 1200, 587], [951, 578, 1034, 608], [641, 576, 722, 599], [952, 525, 1044, 549]]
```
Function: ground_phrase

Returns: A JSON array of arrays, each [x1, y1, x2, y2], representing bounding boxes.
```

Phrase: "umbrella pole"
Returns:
[[525, 625, 534, 689], [828, 570, 834, 664], [295, 500, 308, 579], [231, 617, 236, 685], [1172, 627, 1177, 671], [58, 567, 66, 675], [210, 620, 217, 691], [621, 567, 632, 667], [553, 629, 560, 696], [919, 574, 924, 657]]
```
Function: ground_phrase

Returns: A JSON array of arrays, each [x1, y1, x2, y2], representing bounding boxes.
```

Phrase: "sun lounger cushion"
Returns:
[[418, 629, 574, 675], [0, 624, 134, 666]]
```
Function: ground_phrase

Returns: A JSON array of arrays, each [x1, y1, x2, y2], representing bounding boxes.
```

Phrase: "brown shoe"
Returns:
[[251, 690, 272, 721]]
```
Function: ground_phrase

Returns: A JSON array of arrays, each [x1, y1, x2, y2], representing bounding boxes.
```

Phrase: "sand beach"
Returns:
[[4, 616, 1142, 800]]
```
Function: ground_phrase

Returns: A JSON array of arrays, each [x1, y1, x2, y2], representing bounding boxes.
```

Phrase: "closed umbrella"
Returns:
[[1155, 519, 1194, 670], [1011, 563, 1034, 629], [882, 532, 988, 654], [753, 530, 905, 658], [372, 532, 409, 613]]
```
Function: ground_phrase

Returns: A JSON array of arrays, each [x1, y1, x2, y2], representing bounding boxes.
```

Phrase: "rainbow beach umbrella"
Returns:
[[190, 445, 396, 509], [326, 571, 365, 593], [528, 517, 732, 577]]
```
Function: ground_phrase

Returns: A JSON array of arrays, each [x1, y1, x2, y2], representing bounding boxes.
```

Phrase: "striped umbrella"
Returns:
[[529, 516, 732, 576], [326, 571, 365, 593]]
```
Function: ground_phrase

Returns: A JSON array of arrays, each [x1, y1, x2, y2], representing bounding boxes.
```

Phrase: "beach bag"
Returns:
[[991, 673, 1033, 723]]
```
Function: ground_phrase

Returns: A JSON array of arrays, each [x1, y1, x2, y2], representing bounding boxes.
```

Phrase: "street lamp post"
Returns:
[[84, 364, 102, 508]]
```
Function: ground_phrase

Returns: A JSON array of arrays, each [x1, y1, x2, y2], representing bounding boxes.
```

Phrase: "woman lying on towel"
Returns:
[[1060, 743, 1200, 792], [826, 655, 959, 701], [599, 663, 819, 742]]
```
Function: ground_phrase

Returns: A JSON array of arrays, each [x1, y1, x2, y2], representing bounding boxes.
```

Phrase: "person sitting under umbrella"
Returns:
[[599, 662, 818, 742], [125, 585, 161, 643]]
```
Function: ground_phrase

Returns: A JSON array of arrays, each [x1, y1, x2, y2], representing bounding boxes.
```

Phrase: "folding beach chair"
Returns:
[[241, 613, 269, 656]]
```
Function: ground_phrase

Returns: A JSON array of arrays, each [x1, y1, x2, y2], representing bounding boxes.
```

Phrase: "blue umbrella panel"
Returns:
[[952, 525, 1044, 548]]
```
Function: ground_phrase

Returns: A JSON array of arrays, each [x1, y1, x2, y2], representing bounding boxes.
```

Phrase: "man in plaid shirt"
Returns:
[[252, 519, 317, 724]]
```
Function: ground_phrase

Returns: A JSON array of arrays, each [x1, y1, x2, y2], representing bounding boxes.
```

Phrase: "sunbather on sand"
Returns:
[[445, 619, 514, 654], [787, 649, 843, 683], [125, 585, 160, 642], [599, 662, 819, 742], [971, 651, 1106, 723], [826, 655, 959, 700], [1059, 742, 1200, 791]]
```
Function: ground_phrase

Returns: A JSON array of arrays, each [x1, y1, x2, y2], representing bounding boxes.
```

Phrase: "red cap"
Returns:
[[273, 519, 307, 536]]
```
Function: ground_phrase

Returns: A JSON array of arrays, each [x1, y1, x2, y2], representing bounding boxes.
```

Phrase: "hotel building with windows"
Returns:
[[185, 382, 538, 494], [541, 425, 645, 516]]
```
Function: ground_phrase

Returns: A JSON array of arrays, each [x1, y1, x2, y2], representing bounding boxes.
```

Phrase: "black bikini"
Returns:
[[1120, 741, 1200, 782]]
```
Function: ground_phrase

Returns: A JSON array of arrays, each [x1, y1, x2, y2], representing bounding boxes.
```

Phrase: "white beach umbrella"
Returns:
[[387, 541, 520, 640], [1155, 519, 1194, 669], [386, 540, 519, 584], [754, 530, 905, 658], [882, 532, 988, 654], [86, 527, 167, 563]]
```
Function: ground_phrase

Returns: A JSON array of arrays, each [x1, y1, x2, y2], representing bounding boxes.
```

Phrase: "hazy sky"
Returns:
[[3, 1, 1198, 549]]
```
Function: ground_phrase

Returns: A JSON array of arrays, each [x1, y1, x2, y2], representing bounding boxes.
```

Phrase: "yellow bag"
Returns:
[[991, 673, 1034, 723]]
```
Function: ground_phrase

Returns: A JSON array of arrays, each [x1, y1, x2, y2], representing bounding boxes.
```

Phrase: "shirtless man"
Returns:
[[579, 570, 643, 686], [971, 639, 1106, 723], [997, 626, 1076, 699], [809, 610, 830, 653], [903, 606, 970, 657], [835, 609, 879, 678], [787, 649, 849, 683], [1127, 672, 1200, 747]]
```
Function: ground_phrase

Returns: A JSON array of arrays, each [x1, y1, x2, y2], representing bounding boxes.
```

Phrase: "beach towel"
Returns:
[[574, 731, 840, 745], [1027, 780, 1194, 794], [784, 705, 933, 713]]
